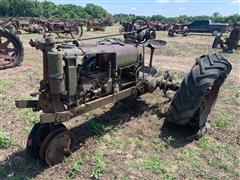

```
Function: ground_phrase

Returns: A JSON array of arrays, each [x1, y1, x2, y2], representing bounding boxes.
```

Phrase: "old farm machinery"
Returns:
[[86, 20, 106, 31], [0, 27, 24, 70], [15, 18, 232, 166], [168, 23, 189, 37], [212, 22, 240, 53], [38, 19, 84, 39]]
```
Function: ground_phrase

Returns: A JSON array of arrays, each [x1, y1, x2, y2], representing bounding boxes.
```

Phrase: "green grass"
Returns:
[[107, 137, 130, 151], [181, 149, 205, 176], [198, 136, 231, 155], [0, 79, 15, 94], [0, 130, 13, 148], [91, 152, 107, 179], [197, 136, 237, 176], [207, 157, 233, 172], [153, 139, 166, 153], [136, 155, 175, 180], [67, 155, 85, 180], [19, 109, 39, 124], [91, 120, 112, 137], [211, 110, 234, 129]]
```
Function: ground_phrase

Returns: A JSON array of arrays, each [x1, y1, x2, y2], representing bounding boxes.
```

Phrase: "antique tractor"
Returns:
[[212, 22, 240, 53], [16, 18, 231, 166], [168, 23, 189, 37], [38, 19, 84, 39], [0, 27, 24, 70]]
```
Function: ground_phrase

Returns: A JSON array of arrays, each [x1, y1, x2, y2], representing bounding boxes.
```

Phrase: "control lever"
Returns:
[[147, 39, 167, 67]]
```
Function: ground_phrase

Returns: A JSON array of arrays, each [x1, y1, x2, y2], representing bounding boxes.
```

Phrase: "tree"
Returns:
[[213, 12, 221, 17], [84, 4, 107, 19]]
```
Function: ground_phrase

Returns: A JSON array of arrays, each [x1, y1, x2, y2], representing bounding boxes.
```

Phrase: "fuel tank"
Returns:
[[59, 41, 140, 69]]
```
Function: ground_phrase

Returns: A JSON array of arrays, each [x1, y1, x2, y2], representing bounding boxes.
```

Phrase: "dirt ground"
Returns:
[[0, 24, 239, 180]]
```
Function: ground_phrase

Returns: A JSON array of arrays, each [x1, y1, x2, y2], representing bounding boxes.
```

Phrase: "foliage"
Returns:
[[0, 0, 238, 24], [114, 13, 240, 24], [91, 152, 106, 179], [0, 0, 107, 19], [0, 130, 12, 148], [67, 155, 85, 180]]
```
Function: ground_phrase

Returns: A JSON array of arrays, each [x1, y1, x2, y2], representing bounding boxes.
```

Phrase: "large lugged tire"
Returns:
[[0, 27, 24, 70], [166, 53, 232, 129]]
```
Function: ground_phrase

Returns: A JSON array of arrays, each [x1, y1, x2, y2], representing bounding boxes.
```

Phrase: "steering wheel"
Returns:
[[130, 18, 151, 44]]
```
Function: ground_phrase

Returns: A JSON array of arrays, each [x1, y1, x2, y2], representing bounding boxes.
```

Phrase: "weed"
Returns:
[[207, 157, 233, 172], [91, 152, 107, 179], [67, 155, 85, 180], [212, 110, 233, 129], [91, 120, 112, 137], [107, 138, 130, 150], [165, 136, 174, 146], [120, 172, 129, 180], [198, 136, 216, 151], [181, 149, 204, 176], [0, 130, 13, 148], [136, 155, 175, 179], [0, 79, 14, 94], [19, 109, 39, 123], [153, 139, 166, 153], [198, 136, 231, 155]]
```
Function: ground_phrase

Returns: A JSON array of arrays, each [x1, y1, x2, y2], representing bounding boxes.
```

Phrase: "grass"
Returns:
[[198, 136, 231, 155], [107, 137, 130, 151], [0, 130, 13, 148], [197, 136, 238, 175], [19, 109, 39, 124], [153, 139, 166, 153], [136, 155, 175, 180], [207, 157, 233, 172], [91, 152, 107, 179], [0, 79, 15, 94], [181, 149, 205, 176], [211, 110, 234, 129], [67, 155, 85, 180], [90, 120, 112, 137]]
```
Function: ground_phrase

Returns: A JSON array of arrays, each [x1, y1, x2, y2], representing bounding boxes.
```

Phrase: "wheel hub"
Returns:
[[39, 127, 75, 166]]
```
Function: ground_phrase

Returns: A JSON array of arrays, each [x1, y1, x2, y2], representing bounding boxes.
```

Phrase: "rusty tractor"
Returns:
[[168, 23, 189, 37], [38, 19, 84, 39], [0, 17, 46, 34], [16, 18, 232, 166], [86, 20, 106, 31], [212, 22, 240, 53], [149, 21, 170, 31], [0, 27, 24, 70]]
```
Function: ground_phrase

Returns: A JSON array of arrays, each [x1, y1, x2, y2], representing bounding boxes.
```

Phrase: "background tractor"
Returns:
[[15, 18, 232, 166], [0, 27, 24, 70]]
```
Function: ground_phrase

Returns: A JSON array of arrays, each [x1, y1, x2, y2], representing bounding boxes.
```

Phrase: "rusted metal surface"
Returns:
[[86, 20, 105, 31], [149, 21, 170, 31], [0, 17, 84, 38], [39, 127, 75, 165], [168, 23, 189, 37], [0, 27, 24, 70]]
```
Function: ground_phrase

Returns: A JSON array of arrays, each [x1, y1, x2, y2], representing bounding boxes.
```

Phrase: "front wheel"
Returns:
[[166, 53, 232, 130]]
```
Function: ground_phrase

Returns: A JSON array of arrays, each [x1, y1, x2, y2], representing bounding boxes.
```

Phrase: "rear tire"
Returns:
[[166, 53, 232, 130]]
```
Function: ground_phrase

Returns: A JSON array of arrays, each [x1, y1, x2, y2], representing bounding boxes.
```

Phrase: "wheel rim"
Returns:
[[0, 33, 19, 70], [196, 80, 221, 129], [70, 28, 79, 39], [40, 127, 75, 166]]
